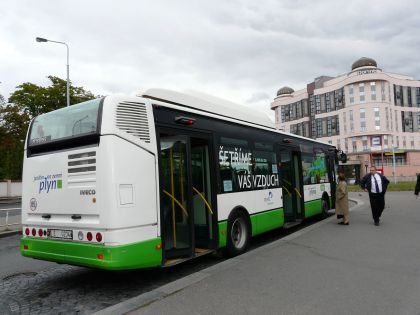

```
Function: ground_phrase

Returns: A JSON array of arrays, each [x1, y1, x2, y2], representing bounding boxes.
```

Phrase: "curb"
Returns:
[[0, 229, 21, 239], [93, 199, 360, 315]]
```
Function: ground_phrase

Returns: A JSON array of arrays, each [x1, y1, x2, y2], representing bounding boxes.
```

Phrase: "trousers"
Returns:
[[369, 193, 385, 222]]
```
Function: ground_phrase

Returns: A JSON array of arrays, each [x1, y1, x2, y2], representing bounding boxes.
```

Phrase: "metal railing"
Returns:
[[0, 208, 21, 230]]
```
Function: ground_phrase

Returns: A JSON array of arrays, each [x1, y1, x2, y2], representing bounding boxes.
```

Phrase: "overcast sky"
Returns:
[[1, 0, 420, 119]]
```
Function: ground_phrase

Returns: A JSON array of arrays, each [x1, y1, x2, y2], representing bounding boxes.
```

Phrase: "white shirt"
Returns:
[[370, 173, 383, 193]]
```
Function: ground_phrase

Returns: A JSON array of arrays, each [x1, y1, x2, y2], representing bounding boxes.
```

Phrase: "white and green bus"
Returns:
[[21, 89, 345, 270]]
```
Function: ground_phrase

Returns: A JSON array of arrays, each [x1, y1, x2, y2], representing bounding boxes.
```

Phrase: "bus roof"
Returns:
[[141, 88, 276, 129], [140, 88, 334, 148]]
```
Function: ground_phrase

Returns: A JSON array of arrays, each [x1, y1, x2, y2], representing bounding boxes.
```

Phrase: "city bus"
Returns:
[[21, 89, 345, 270]]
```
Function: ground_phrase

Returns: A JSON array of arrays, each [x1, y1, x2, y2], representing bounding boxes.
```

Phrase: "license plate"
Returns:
[[48, 229, 73, 240]]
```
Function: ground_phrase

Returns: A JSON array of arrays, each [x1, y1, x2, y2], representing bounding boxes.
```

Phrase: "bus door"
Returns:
[[158, 130, 215, 261], [278, 147, 304, 222], [326, 154, 337, 208]]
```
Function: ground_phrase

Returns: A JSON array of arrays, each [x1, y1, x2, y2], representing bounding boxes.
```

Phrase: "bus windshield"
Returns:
[[28, 98, 102, 147]]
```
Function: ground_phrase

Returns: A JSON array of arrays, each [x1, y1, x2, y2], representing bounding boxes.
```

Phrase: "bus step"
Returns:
[[283, 220, 303, 229], [194, 248, 214, 257], [163, 258, 189, 267], [163, 249, 215, 267]]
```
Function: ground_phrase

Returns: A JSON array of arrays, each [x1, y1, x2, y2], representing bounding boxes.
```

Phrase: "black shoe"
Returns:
[[339, 222, 349, 225], [337, 214, 344, 219], [374, 221, 379, 226]]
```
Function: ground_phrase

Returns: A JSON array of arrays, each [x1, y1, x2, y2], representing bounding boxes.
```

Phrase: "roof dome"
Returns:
[[351, 57, 377, 70], [277, 86, 294, 96]]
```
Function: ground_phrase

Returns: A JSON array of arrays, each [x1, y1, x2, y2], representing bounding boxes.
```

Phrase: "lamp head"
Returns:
[[36, 37, 48, 42]]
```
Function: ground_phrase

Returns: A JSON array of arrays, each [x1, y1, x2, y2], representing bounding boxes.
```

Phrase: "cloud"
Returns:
[[1, 0, 420, 114]]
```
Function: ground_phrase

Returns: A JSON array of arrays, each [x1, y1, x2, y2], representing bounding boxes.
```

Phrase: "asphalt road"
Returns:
[[0, 209, 332, 314]]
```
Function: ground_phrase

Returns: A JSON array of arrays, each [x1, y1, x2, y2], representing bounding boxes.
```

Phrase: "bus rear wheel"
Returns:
[[321, 197, 330, 219], [225, 210, 250, 257]]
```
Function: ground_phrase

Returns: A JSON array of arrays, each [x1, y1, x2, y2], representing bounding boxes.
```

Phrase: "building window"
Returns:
[[343, 112, 347, 133], [362, 136, 368, 151], [381, 81, 386, 102], [352, 137, 357, 152], [390, 109, 393, 130], [370, 82, 376, 101], [395, 110, 398, 131], [360, 108, 366, 131], [374, 107, 380, 130], [403, 136, 406, 148], [337, 138, 341, 150], [359, 83, 365, 103], [327, 117, 332, 136], [408, 87, 413, 107], [345, 138, 349, 152], [417, 113, 420, 132], [411, 137, 415, 149], [384, 135, 388, 149], [416, 87, 420, 107], [315, 95, 321, 114], [349, 84, 354, 104], [316, 119, 322, 137], [326, 93, 331, 112], [349, 110, 354, 132], [396, 136, 400, 148]]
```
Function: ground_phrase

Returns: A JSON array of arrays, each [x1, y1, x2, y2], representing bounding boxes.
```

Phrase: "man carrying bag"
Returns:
[[360, 165, 390, 226]]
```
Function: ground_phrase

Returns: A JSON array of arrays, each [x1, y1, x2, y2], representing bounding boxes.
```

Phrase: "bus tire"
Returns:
[[321, 196, 330, 219], [225, 210, 250, 257]]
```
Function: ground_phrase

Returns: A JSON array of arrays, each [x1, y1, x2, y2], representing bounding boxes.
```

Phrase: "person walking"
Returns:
[[360, 165, 390, 226], [336, 172, 349, 225], [415, 173, 420, 198]]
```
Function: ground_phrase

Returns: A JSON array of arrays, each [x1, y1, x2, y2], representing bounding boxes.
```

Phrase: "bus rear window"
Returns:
[[29, 98, 102, 147]]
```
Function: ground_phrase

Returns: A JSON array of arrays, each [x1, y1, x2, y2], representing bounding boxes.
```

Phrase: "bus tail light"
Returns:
[[87, 232, 93, 241], [25, 228, 30, 236], [32, 228, 36, 236], [97, 253, 104, 260], [96, 233, 102, 242], [38, 229, 43, 237], [24, 245, 28, 250]]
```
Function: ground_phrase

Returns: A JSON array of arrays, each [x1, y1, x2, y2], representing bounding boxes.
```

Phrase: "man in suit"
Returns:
[[415, 173, 420, 198], [360, 166, 390, 226]]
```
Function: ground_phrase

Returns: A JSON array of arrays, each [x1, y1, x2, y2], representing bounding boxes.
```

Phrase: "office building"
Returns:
[[271, 57, 420, 181]]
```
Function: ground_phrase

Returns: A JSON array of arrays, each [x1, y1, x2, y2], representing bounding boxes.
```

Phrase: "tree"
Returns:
[[8, 75, 97, 119], [0, 77, 98, 180]]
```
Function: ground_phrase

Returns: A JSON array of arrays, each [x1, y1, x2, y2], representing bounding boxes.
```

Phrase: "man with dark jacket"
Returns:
[[360, 166, 390, 226], [415, 173, 420, 198]]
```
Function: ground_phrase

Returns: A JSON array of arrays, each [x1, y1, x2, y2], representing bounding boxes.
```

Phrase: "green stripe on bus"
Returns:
[[250, 208, 284, 236], [21, 237, 162, 270], [304, 199, 322, 217], [218, 221, 228, 248]]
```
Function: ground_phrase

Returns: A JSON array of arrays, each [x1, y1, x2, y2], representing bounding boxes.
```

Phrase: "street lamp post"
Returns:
[[36, 37, 70, 107]]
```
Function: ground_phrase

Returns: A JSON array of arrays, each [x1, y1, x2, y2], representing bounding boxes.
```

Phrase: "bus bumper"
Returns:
[[20, 237, 162, 270]]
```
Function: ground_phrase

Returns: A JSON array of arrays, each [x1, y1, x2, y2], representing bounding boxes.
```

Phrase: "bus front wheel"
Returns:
[[225, 210, 250, 257]]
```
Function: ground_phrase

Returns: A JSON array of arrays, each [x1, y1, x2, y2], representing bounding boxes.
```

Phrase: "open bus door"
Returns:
[[278, 146, 304, 226], [157, 129, 216, 265]]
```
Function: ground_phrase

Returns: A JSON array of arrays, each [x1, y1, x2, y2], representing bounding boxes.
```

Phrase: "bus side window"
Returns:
[[301, 151, 328, 184], [253, 142, 280, 190], [218, 137, 252, 193]]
